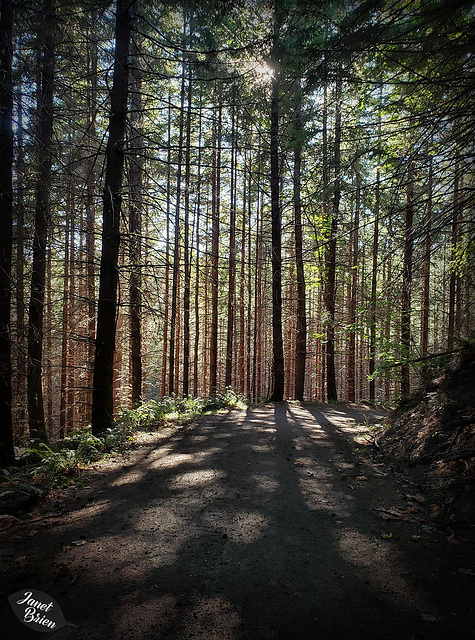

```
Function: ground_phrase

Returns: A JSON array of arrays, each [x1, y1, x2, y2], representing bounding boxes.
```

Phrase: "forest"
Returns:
[[0, 0, 474, 464]]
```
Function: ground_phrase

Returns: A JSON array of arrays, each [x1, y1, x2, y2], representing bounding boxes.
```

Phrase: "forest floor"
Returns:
[[1, 403, 475, 640]]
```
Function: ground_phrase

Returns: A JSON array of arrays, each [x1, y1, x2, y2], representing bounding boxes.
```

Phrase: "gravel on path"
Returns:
[[2, 403, 474, 639]]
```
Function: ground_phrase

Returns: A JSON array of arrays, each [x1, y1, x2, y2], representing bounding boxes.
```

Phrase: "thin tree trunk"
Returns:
[[85, 10, 97, 423], [238, 152, 246, 395], [92, 0, 133, 432], [168, 66, 185, 396], [67, 205, 76, 432], [270, 7, 284, 401], [369, 166, 380, 401], [27, 0, 55, 442], [401, 160, 414, 396], [183, 62, 192, 396], [15, 87, 27, 441], [210, 101, 222, 396], [59, 206, 70, 438], [0, 0, 15, 464], [421, 154, 432, 377], [293, 82, 306, 401], [129, 37, 143, 407], [193, 100, 202, 397], [45, 236, 53, 431], [448, 160, 459, 350], [225, 104, 237, 389], [347, 176, 359, 402], [324, 78, 341, 402], [161, 100, 172, 397]]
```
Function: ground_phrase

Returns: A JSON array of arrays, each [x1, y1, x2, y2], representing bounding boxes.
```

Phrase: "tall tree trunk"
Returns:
[[129, 37, 143, 407], [210, 101, 222, 395], [67, 208, 76, 431], [45, 236, 53, 431], [85, 10, 97, 422], [421, 154, 432, 378], [269, 5, 284, 401], [0, 0, 15, 464], [168, 65, 185, 395], [27, 0, 55, 442], [59, 204, 70, 438], [92, 0, 133, 433], [161, 100, 172, 397], [293, 82, 306, 401], [225, 104, 237, 389], [448, 160, 459, 351], [401, 160, 414, 396], [15, 87, 27, 440], [183, 63, 192, 396], [238, 151, 247, 395], [324, 77, 341, 402], [193, 100, 202, 397], [369, 166, 380, 401], [347, 175, 360, 402]]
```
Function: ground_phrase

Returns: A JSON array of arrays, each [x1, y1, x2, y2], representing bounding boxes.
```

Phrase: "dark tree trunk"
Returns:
[[448, 160, 460, 351], [27, 0, 55, 442], [59, 203, 71, 439], [293, 82, 306, 401], [324, 78, 341, 402], [0, 0, 15, 464], [369, 167, 380, 401], [270, 6, 284, 401], [347, 176, 359, 403], [129, 37, 143, 407], [92, 0, 133, 433], [161, 100, 172, 397], [421, 154, 432, 378], [168, 65, 185, 396], [401, 161, 414, 396], [210, 101, 222, 396], [85, 11, 97, 423], [15, 88, 27, 441], [225, 104, 237, 389], [183, 63, 192, 396]]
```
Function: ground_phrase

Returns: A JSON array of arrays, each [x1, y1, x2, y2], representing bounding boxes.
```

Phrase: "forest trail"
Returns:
[[2, 404, 475, 640]]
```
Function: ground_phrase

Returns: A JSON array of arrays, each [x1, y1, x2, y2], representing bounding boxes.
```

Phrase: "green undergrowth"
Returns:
[[5, 390, 246, 492]]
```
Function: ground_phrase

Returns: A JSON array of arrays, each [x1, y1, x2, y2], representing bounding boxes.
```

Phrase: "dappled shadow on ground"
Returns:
[[1, 404, 474, 639]]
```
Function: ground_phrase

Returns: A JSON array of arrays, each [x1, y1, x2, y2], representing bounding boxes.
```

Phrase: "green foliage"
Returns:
[[19, 425, 135, 488], [118, 390, 247, 430]]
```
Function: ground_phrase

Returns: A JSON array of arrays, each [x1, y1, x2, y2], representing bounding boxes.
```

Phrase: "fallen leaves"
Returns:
[[421, 613, 439, 622], [71, 539, 88, 546], [380, 532, 393, 539], [374, 506, 422, 522]]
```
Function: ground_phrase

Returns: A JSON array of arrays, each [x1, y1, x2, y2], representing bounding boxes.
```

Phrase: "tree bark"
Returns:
[[168, 63, 185, 396], [401, 160, 414, 396], [347, 175, 360, 402], [27, 0, 55, 442], [421, 154, 432, 379], [225, 104, 237, 389], [210, 101, 222, 396], [293, 82, 306, 401], [324, 77, 341, 402], [270, 4, 284, 401], [92, 0, 133, 433], [183, 61, 192, 396], [0, 0, 15, 464], [129, 36, 143, 407]]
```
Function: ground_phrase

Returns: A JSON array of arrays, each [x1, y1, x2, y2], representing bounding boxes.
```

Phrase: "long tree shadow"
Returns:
[[1, 405, 472, 639]]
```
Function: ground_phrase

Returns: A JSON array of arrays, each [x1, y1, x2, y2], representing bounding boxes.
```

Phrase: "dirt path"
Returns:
[[2, 403, 475, 639]]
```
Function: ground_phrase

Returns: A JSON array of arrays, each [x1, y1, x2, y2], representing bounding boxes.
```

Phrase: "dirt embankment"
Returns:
[[379, 348, 475, 525]]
